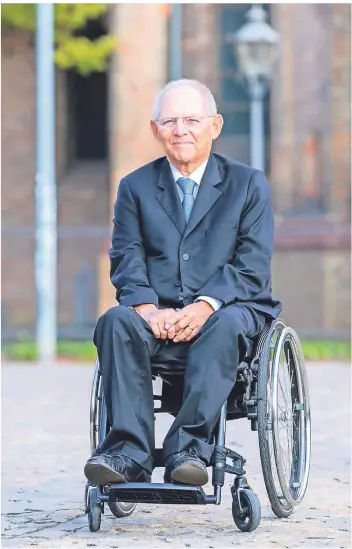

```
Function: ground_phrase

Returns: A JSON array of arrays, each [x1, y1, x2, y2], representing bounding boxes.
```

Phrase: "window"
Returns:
[[66, 18, 108, 162], [214, 4, 270, 168]]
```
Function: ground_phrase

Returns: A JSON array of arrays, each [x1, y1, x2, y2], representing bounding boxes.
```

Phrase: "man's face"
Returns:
[[151, 86, 223, 168]]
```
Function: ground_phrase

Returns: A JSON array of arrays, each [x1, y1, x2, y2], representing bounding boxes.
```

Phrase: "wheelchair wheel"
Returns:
[[90, 360, 137, 518], [232, 489, 261, 532], [84, 482, 89, 514], [108, 501, 137, 518], [257, 320, 311, 518], [87, 487, 102, 532]]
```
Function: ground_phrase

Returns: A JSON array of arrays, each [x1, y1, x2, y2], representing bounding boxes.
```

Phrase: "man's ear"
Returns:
[[150, 120, 161, 142], [211, 114, 224, 140]]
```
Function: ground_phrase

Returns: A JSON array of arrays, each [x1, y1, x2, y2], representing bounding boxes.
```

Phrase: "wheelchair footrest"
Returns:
[[107, 482, 207, 505]]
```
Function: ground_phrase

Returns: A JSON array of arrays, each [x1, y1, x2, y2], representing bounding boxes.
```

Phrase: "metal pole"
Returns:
[[249, 78, 265, 171], [35, 4, 57, 362], [169, 4, 183, 80]]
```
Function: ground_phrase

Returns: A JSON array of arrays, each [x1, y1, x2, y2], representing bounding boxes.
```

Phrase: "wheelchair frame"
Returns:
[[86, 318, 311, 533]]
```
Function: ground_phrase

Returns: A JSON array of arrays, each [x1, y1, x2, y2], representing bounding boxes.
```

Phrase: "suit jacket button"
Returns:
[[182, 253, 190, 261], [174, 280, 181, 287]]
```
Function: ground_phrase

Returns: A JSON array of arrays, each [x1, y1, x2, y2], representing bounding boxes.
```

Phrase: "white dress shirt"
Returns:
[[168, 159, 223, 313]]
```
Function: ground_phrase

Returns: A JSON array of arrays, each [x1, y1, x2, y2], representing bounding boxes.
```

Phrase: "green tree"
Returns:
[[1, 3, 115, 75]]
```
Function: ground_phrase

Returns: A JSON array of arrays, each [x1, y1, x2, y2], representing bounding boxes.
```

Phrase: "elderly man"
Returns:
[[84, 79, 281, 487]]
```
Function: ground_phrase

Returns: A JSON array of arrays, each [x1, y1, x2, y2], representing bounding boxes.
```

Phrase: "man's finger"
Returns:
[[149, 318, 161, 338], [184, 326, 200, 341], [173, 309, 188, 322], [153, 314, 168, 339], [172, 320, 184, 334], [158, 320, 168, 339], [166, 325, 176, 339], [173, 325, 193, 342], [175, 315, 192, 330], [164, 311, 179, 330]]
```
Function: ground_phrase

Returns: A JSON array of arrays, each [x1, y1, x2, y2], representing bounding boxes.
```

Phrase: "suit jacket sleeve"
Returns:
[[194, 170, 275, 306], [109, 178, 159, 307]]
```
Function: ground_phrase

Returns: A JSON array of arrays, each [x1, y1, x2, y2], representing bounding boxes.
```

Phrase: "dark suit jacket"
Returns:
[[109, 153, 282, 319]]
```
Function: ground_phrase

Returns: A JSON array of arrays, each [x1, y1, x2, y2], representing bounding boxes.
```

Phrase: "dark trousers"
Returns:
[[93, 304, 266, 474]]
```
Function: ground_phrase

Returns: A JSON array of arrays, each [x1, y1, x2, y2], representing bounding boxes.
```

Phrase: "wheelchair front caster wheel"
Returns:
[[84, 483, 90, 514], [88, 487, 102, 532], [232, 489, 261, 532]]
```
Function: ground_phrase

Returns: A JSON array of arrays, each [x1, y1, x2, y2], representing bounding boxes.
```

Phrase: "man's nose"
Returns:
[[173, 118, 188, 135]]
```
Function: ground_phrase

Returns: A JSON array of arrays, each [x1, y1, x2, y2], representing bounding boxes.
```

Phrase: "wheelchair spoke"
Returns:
[[278, 424, 293, 468], [278, 378, 289, 409], [278, 356, 291, 407], [276, 343, 296, 489]]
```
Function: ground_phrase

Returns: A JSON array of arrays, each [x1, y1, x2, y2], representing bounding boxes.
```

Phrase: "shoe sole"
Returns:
[[84, 462, 126, 485], [170, 461, 208, 486]]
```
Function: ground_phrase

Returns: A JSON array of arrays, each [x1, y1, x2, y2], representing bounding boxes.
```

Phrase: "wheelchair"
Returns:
[[85, 318, 311, 533]]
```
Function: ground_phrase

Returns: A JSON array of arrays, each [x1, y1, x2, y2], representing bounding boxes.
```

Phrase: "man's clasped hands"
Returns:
[[134, 302, 214, 343]]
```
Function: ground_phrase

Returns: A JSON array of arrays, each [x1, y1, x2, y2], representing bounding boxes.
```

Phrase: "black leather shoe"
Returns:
[[164, 449, 208, 486], [84, 453, 151, 485]]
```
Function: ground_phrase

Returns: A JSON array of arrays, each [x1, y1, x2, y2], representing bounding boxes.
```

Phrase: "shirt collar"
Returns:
[[168, 158, 209, 186]]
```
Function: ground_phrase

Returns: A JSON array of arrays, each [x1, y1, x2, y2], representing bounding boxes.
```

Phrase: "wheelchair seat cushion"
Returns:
[[151, 336, 256, 376], [151, 340, 190, 374]]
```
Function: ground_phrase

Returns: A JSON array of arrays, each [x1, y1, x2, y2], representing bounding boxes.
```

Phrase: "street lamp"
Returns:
[[232, 5, 280, 171]]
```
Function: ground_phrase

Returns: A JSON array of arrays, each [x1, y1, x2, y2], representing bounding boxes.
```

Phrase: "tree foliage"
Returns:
[[1, 4, 115, 75]]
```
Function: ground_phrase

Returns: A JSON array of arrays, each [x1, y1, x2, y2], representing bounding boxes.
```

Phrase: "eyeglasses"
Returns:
[[156, 116, 216, 128]]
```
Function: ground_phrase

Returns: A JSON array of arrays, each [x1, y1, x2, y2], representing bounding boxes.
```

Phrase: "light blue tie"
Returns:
[[177, 177, 196, 223]]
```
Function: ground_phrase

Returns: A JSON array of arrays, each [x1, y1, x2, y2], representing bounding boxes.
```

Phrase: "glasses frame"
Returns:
[[155, 115, 217, 128]]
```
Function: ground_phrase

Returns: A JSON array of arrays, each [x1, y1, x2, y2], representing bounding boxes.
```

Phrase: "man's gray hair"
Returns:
[[152, 79, 218, 120]]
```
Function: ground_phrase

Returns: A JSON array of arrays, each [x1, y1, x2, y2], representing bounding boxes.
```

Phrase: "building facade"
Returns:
[[2, 3, 351, 342]]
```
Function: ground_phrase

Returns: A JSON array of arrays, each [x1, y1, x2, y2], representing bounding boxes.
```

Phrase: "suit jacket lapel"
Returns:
[[156, 159, 186, 236], [184, 154, 223, 237]]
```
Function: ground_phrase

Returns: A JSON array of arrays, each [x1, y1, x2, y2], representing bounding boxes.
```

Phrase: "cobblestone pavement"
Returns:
[[2, 362, 351, 549]]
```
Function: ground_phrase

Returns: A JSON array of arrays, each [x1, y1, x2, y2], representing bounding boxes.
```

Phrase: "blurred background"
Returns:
[[1, 3, 351, 361]]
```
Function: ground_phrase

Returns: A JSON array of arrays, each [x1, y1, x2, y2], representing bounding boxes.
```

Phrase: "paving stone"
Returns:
[[1, 362, 350, 548]]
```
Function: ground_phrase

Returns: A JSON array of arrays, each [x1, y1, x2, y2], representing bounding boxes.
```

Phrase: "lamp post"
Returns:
[[232, 5, 280, 171], [169, 4, 183, 80], [35, 4, 57, 362]]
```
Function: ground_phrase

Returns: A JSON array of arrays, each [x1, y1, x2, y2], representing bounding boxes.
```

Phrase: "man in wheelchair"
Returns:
[[84, 79, 282, 489]]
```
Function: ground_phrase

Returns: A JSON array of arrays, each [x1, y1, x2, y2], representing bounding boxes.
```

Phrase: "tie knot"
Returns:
[[177, 177, 196, 195]]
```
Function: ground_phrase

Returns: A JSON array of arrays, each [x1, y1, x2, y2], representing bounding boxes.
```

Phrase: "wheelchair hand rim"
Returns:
[[271, 327, 311, 506]]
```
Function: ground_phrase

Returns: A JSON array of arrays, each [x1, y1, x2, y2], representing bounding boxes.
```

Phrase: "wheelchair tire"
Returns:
[[232, 489, 261, 532], [88, 488, 102, 532], [108, 501, 137, 518], [90, 361, 137, 518], [84, 483, 89, 514], [257, 319, 311, 518]]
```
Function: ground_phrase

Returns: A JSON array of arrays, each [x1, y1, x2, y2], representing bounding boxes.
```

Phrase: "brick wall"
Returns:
[[273, 249, 351, 339], [1, 29, 110, 340], [182, 4, 219, 88], [270, 4, 333, 215], [2, 7, 350, 340], [1, 30, 36, 335], [269, 4, 351, 219], [98, 4, 169, 315], [330, 3, 351, 220], [269, 4, 351, 337], [108, 3, 169, 208]]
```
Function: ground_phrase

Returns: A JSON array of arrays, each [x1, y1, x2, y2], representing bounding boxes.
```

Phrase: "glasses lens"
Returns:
[[158, 116, 206, 127], [184, 117, 201, 126], [159, 118, 174, 127]]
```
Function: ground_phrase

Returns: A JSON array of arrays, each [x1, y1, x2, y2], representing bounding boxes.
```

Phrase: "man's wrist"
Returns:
[[195, 300, 214, 315], [195, 296, 223, 312], [133, 303, 158, 314]]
